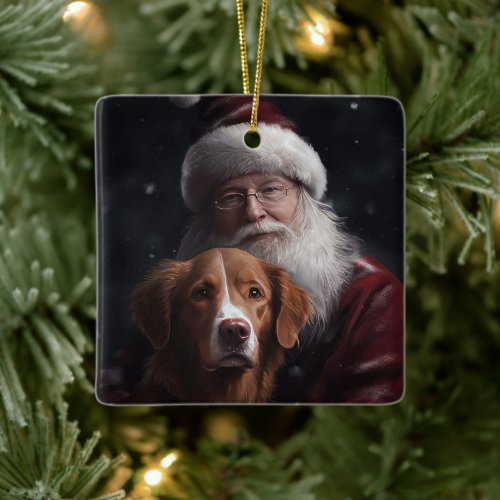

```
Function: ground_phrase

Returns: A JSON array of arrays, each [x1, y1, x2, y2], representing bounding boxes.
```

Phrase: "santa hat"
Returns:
[[180, 96, 327, 213]]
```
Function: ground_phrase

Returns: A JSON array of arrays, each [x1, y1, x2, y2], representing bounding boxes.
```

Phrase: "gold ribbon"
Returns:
[[235, 0, 269, 134]]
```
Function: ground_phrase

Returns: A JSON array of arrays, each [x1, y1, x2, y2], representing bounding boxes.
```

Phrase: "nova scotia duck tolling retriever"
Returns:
[[130, 248, 313, 403]]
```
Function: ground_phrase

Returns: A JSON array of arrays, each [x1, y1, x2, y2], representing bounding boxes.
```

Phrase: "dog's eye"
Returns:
[[194, 287, 210, 299], [248, 287, 262, 299]]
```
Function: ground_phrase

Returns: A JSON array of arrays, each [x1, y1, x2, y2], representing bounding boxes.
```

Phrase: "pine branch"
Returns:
[[410, 0, 500, 49], [65, 399, 170, 458], [0, 212, 95, 422], [0, 115, 97, 227], [152, 436, 322, 499], [405, 19, 500, 270], [0, 401, 125, 499], [0, 109, 96, 423], [0, 0, 103, 168], [283, 381, 500, 498], [123, 0, 335, 93]]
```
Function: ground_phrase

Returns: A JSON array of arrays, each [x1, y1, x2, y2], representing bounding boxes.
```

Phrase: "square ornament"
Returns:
[[95, 95, 405, 405]]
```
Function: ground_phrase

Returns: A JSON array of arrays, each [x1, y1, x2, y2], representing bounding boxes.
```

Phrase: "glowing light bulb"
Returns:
[[63, 1, 90, 22], [144, 469, 163, 486], [62, 1, 107, 45], [160, 451, 179, 469], [315, 22, 327, 35], [295, 7, 336, 56], [310, 32, 326, 46], [307, 18, 329, 47]]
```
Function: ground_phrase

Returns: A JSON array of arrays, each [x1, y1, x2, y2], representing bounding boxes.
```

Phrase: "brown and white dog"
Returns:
[[130, 248, 313, 403]]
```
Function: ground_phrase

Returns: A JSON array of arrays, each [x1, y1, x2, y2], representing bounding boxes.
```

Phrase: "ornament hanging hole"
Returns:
[[244, 131, 261, 148]]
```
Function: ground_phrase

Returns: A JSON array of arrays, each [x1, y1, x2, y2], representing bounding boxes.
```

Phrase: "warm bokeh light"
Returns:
[[62, 1, 107, 45], [296, 7, 334, 55], [160, 451, 179, 469], [494, 199, 500, 240], [144, 469, 163, 486], [203, 411, 245, 443], [63, 1, 91, 22], [295, 7, 350, 58], [309, 29, 327, 47], [132, 485, 153, 498]]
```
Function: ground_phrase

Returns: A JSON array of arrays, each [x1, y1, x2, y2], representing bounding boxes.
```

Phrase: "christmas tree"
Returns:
[[1, 0, 499, 498]]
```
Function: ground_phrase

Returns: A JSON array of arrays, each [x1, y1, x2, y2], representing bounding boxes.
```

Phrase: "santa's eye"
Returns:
[[194, 287, 210, 299], [261, 186, 280, 194], [248, 287, 262, 299]]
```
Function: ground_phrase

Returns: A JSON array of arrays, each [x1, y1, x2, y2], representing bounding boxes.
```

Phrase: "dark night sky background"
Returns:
[[96, 95, 404, 370]]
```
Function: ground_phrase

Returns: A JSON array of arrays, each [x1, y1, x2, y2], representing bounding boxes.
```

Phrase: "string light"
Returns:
[[132, 449, 181, 498], [296, 7, 334, 56], [63, 1, 91, 22], [160, 451, 179, 469], [295, 7, 350, 58], [62, 1, 107, 45], [143, 469, 163, 486]]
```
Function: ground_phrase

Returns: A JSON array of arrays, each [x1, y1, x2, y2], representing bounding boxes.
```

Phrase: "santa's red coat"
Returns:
[[274, 256, 404, 403]]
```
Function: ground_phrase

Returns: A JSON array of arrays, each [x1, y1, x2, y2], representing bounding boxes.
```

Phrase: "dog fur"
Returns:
[[130, 248, 313, 403]]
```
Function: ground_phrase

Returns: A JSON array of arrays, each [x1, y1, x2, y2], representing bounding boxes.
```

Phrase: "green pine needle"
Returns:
[[0, 0, 103, 167], [0, 402, 125, 499], [158, 436, 323, 499], [134, 0, 334, 93], [0, 213, 95, 411]]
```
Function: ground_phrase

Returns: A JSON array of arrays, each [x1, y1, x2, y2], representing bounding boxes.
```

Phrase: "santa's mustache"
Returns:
[[227, 220, 294, 246]]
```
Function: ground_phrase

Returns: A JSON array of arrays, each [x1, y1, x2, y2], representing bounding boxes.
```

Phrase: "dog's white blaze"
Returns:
[[217, 250, 231, 307], [209, 252, 257, 360]]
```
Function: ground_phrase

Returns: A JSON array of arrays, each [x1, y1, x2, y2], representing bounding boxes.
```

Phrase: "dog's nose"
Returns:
[[219, 318, 251, 345]]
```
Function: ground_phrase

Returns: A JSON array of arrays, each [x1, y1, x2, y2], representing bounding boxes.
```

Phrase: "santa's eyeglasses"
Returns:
[[214, 184, 296, 210]]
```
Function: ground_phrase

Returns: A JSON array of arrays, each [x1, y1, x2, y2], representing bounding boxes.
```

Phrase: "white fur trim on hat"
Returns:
[[181, 123, 327, 212]]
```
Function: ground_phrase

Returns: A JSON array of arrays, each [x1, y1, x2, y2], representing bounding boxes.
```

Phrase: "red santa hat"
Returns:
[[180, 96, 328, 213]]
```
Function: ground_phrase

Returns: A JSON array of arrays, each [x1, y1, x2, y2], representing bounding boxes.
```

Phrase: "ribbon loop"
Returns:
[[235, 0, 269, 134]]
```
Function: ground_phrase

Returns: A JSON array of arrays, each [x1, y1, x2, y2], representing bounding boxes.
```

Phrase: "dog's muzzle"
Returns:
[[219, 318, 250, 345], [216, 318, 256, 369]]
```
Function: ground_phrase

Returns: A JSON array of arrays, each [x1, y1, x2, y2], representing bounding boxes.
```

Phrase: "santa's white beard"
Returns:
[[221, 219, 295, 261], [178, 192, 360, 342]]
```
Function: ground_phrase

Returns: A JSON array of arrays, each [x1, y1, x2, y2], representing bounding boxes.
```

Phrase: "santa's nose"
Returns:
[[245, 194, 266, 222]]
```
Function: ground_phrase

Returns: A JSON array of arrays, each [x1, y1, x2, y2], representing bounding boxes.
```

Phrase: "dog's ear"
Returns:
[[263, 262, 314, 348], [131, 260, 192, 350]]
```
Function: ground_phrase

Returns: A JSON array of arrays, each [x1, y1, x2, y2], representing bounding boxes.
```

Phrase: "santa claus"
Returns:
[[177, 96, 404, 403]]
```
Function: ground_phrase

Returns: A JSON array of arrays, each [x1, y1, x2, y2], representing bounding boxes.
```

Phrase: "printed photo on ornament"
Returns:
[[95, 95, 405, 405]]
